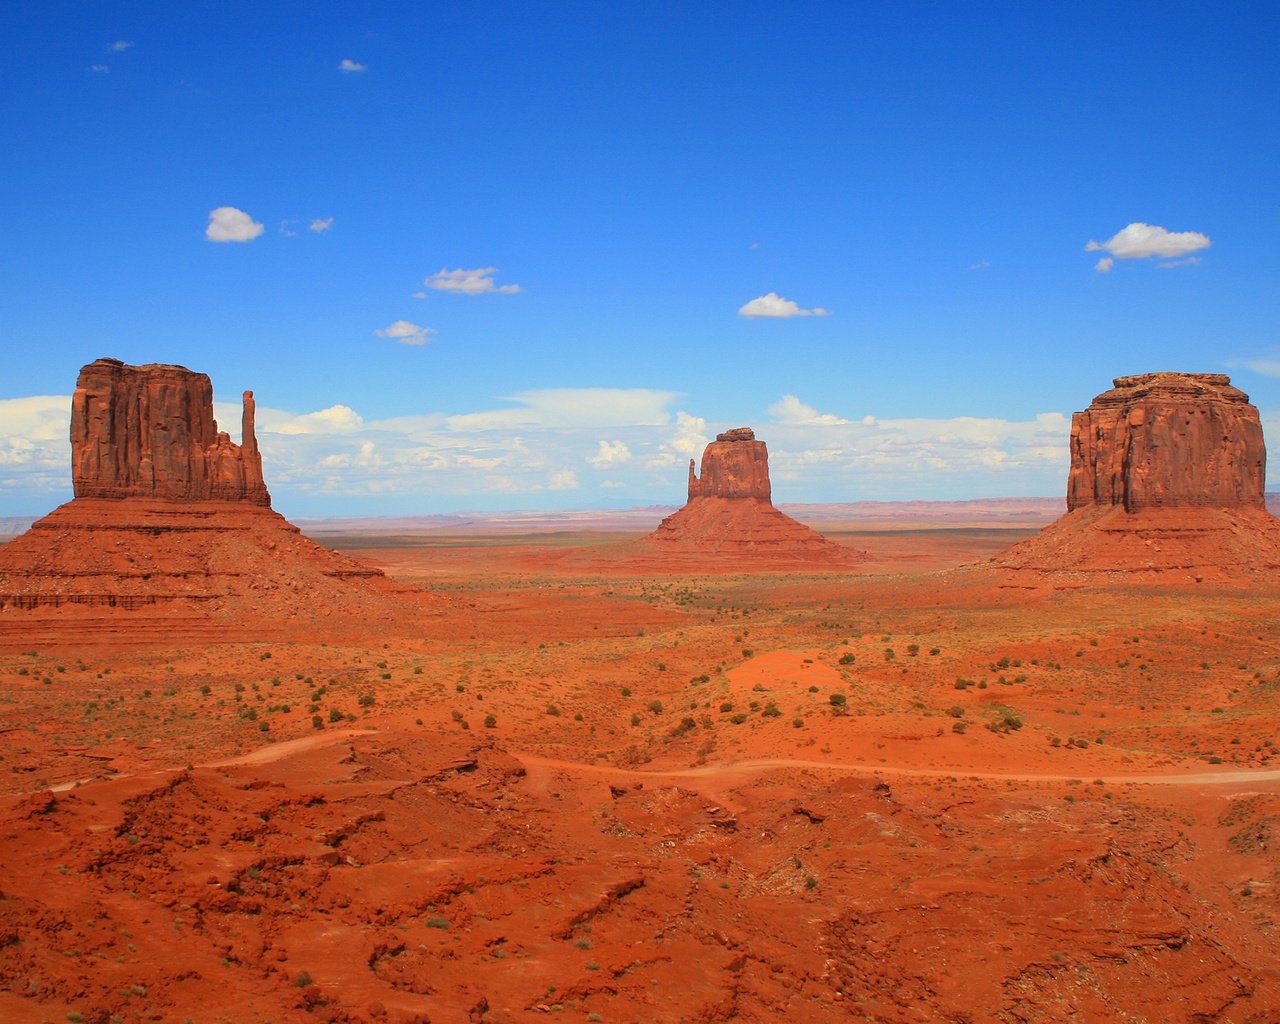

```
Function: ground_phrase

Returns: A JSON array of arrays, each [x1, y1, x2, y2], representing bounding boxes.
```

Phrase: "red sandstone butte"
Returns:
[[1067, 372, 1265, 511], [686, 426, 772, 501], [72, 358, 270, 505], [0, 358, 409, 621], [994, 371, 1280, 582], [647, 428, 858, 562]]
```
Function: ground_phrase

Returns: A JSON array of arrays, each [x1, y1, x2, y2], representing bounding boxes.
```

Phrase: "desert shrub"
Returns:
[[719, 702, 734, 713], [729, 712, 749, 724], [311, 715, 323, 730], [907, 644, 920, 656], [545, 704, 561, 716], [425, 916, 449, 929], [829, 693, 847, 707], [358, 692, 375, 707], [328, 707, 344, 723], [484, 714, 497, 729], [761, 703, 781, 718], [647, 700, 664, 715], [946, 706, 965, 718], [293, 971, 313, 988], [838, 653, 856, 665]]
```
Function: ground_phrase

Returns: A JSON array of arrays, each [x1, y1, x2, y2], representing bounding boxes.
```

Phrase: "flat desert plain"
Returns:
[[0, 511, 1277, 1023]]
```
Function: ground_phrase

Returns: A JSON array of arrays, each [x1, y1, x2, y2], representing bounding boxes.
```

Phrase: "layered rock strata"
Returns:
[[994, 372, 1280, 584], [647, 428, 858, 562], [0, 359, 407, 619]]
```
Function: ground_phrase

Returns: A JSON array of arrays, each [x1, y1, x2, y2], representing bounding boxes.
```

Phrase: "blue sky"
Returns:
[[3, 3, 1279, 516]]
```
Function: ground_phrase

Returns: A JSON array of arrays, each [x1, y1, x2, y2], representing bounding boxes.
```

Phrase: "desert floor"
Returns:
[[0, 521, 1277, 1023]]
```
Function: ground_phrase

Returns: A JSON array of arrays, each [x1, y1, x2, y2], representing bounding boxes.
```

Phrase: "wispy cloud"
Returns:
[[339, 58, 367, 73], [1094, 257, 1114, 273], [1159, 256, 1202, 269], [108, 40, 134, 52], [309, 217, 333, 233], [419, 267, 520, 295], [88, 64, 110, 74], [376, 320, 434, 346], [968, 260, 991, 271], [206, 206, 264, 243], [738, 292, 830, 318], [1085, 222, 1210, 263]]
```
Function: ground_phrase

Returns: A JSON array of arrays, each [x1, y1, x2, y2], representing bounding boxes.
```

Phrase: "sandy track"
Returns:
[[513, 751, 1280, 790]]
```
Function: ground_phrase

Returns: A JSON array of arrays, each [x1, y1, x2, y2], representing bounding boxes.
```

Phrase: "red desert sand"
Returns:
[[0, 366, 1278, 1023]]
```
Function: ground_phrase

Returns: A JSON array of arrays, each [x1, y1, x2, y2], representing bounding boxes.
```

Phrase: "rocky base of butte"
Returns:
[[993, 372, 1280, 583], [0, 358, 408, 621], [646, 428, 859, 563]]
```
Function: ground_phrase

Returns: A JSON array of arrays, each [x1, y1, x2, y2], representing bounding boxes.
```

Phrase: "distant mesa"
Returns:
[[994, 371, 1280, 583], [0, 358, 410, 620], [646, 427, 859, 563]]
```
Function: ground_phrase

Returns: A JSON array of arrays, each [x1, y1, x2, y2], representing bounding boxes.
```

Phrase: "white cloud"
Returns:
[[1094, 257, 1114, 273], [0, 396, 73, 500], [279, 220, 297, 237], [1236, 358, 1280, 378], [421, 267, 520, 295], [88, 64, 110, 73], [309, 217, 333, 233], [738, 292, 830, 318], [270, 405, 364, 435], [108, 40, 134, 52], [376, 320, 434, 346], [339, 59, 367, 73], [767, 394, 849, 426], [1085, 222, 1211, 261], [447, 389, 676, 431], [968, 260, 991, 271], [586, 439, 632, 469], [548, 469, 579, 491], [206, 206, 264, 243], [1159, 256, 1202, 269]]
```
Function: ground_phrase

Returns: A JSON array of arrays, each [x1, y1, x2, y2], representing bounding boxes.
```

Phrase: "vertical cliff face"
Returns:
[[1066, 372, 1265, 512], [687, 428, 772, 501], [70, 358, 270, 505]]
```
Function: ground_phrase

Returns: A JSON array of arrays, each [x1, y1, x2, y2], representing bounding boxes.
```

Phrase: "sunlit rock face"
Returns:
[[686, 427, 772, 502], [71, 358, 269, 505], [1066, 372, 1265, 512]]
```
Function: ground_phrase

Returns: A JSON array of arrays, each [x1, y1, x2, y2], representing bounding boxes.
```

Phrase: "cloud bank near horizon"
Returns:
[[0, 388, 1114, 514]]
